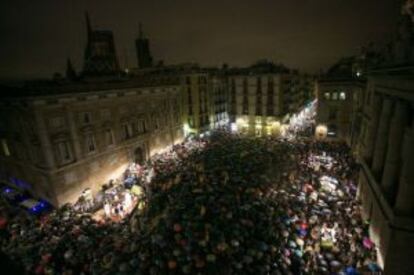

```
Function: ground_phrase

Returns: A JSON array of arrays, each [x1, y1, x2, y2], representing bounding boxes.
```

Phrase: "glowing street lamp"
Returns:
[[315, 124, 327, 140]]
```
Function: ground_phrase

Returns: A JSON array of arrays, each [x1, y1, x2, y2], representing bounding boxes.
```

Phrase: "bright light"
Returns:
[[315, 124, 328, 139], [272, 121, 281, 128], [356, 71, 361, 77], [230, 123, 238, 132], [183, 123, 190, 137], [236, 117, 246, 125]]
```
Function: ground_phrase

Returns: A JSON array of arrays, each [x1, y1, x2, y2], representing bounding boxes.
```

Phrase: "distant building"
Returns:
[[210, 73, 229, 129], [135, 24, 153, 69], [82, 12, 120, 76], [181, 71, 215, 135], [227, 61, 314, 136], [315, 57, 366, 143], [131, 63, 229, 136]]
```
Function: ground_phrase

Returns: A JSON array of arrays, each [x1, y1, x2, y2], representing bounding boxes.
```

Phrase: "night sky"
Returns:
[[0, 0, 401, 79]]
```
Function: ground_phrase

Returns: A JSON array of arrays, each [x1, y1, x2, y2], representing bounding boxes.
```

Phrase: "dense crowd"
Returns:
[[283, 100, 316, 140], [0, 128, 381, 274]]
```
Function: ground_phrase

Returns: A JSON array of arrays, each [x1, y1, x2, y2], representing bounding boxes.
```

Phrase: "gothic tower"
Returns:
[[82, 12, 120, 76], [135, 23, 153, 69]]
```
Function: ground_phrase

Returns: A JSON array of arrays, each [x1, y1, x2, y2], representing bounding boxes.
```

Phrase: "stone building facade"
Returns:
[[181, 72, 212, 135], [356, 67, 414, 274], [350, 4, 414, 273], [316, 78, 365, 142], [210, 74, 229, 129], [0, 79, 183, 207], [227, 71, 313, 136]]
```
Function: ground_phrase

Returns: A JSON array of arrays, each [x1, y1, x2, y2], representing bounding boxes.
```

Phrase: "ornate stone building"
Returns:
[[356, 66, 414, 274], [210, 73, 229, 129], [354, 4, 414, 273], [181, 72, 212, 135], [0, 78, 183, 206]]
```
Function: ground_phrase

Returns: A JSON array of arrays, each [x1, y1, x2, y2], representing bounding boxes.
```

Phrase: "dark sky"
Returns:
[[0, 0, 401, 79]]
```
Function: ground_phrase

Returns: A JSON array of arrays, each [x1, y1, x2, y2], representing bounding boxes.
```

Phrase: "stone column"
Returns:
[[34, 110, 55, 169], [363, 94, 382, 164], [394, 120, 414, 217], [371, 98, 393, 179], [67, 109, 82, 161], [381, 101, 410, 205]]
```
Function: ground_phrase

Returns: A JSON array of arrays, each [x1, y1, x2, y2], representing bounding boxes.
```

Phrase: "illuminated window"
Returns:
[[340, 92, 346, 100], [332, 92, 338, 100], [1, 139, 10, 156], [324, 92, 330, 100]]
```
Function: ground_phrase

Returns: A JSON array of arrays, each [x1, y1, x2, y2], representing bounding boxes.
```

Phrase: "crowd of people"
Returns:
[[0, 114, 382, 274], [283, 100, 316, 140]]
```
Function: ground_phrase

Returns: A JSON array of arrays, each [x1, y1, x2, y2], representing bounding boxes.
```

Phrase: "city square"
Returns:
[[1, 1, 414, 274], [0, 121, 380, 274]]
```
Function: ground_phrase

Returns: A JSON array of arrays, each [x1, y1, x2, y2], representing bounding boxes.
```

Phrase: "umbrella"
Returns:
[[362, 237, 374, 249], [367, 262, 381, 272]]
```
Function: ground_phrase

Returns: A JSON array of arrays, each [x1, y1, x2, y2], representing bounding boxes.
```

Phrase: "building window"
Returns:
[[328, 107, 337, 120], [141, 120, 147, 133], [57, 141, 72, 163], [85, 134, 96, 153], [257, 77, 262, 94], [340, 92, 346, 100], [188, 117, 194, 128], [143, 120, 148, 132], [332, 92, 338, 100], [324, 92, 330, 100], [1, 139, 10, 156], [154, 117, 159, 130], [256, 106, 262, 116], [123, 124, 133, 139], [81, 112, 92, 124], [105, 129, 114, 146]]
